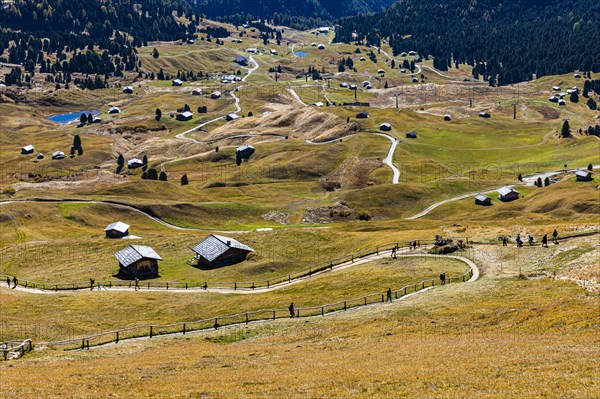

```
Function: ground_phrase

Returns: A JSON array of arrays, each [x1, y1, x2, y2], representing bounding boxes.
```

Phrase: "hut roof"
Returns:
[[575, 170, 591, 178], [22, 145, 34, 152], [180, 111, 193, 118], [115, 245, 161, 267], [475, 194, 491, 202], [191, 234, 254, 262], [105, 221, 130, 233]]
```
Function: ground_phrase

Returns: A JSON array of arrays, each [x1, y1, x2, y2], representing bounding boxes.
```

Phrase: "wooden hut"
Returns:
[[21, 145, 34, 155], [474, 194, 492, 206], [498, 186, 519, 202], [115, 245, 162, 277], [379, 123, 392, 131], [104, 221, 130, 238], [122, 86, 133, 94], [191, 234, 254, 268], [356, 111, 369, 119], [176, 111, 193, 121], [575, 170, 592, 181], [405, 131, 417, 139]]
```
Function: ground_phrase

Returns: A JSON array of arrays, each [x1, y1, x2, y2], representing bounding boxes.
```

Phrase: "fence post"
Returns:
[[55, 285, 58, 291], [166, 282, 169, 290], [414, 284, 417, 292], [344, 301, 347, 311], [147, 282, 150, 289], [297, 309, 300, 318], [214, 318, 218, 329], [321, 306, 324, 316], [3, 349, 7, 361], [186, 283, 188, 289], [116, 331, 119, 343], [81, 339, 85, 350], [28, 340, 32, 351], [422, 281, 425, 289], [86, 340, 89, 350], [381, 294, 384, 302], [272, 311, 276, 320], [150, 326, 153, 338], [288, 275, 291, 283], [183, 323, 186, 335], [404, 286, 407, 295], [376, 246, 379, 255], [364, 297, 367, 305], [234, 282, 237, 290], [245, 313, 249, 324]]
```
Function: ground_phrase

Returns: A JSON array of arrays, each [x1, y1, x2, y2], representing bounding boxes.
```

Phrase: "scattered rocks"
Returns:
[[262, 211, 291, 225]]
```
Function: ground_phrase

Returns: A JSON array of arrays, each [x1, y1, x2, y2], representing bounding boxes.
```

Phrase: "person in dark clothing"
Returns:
[[134, 277, 139, 291], [541, 234, 548, 248], [289, 302, 295, 318], [90, 278, 95, 291], [440, 273, 446, 285], [516, 234, 523, 248], [391, 246, 397, 258], [386, 288, 393, 302], [413, 241, 418, 250], [552, 229, 558, 244], [502, 236, 508, 246], [12, 276, 17, 288], [528, 235, 534, 246], [6, 276, 10, 287]]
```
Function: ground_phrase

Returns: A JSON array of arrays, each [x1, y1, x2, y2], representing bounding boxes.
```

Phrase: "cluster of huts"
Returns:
[[110, 231, 255, 278]]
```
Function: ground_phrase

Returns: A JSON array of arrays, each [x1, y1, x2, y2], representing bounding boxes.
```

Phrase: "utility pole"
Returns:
[[395, 94, 399, 109]]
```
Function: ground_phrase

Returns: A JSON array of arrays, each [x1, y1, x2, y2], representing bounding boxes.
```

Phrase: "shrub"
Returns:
[[357, 210, 371, 221], [180, 174, 189, 185]]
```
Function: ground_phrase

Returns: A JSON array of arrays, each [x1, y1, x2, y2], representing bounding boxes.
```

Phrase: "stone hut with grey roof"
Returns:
[[104, 221, 130, 238], [115, 245, 162, 277], [191, 234, 254, 268]]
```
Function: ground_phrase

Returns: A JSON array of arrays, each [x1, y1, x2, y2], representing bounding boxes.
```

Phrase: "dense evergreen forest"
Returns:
[[0, 0, 198, 86], [334, 0, 600, 85], [197, 0, 394, 29]]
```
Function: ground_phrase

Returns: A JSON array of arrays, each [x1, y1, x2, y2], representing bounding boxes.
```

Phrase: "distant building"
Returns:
[[362, 81, 371, 87], [575, 170, 592, 181], [405, 131, 417, 139], [379, 123, 392, 131], [236, 144, 255, 160], [21, 145, 34, 154], [51, 151, 66, 160], [401, 52, 408, 57], [176, 111, 193, 121], [211, 91, 222, 99], [191, 234, 254, 268], [498, 186, 519, 202], [340, 82, 348, 88], [317, 27, 330, 34], [412, 77, 419, 83], [187, 39, 195, 44], [318, 44, 326, 50], [172, 79, 183, 86], [104, 221, 130, 238], [312, 102, 324, 107], [479, 111, 491, 118], [356, 111, 369, 119], [474, 194, 492, 206], [270, 49, 278, 55], [225, 113, 239, 121], [359, 57, 366, 61], [548, 96, 559, 103], [115, 245, 162, 277], [558, 99, 566, 106], [108, 106, 120, 114], [311, 42, 317, 47], [349, 84, 358, 90], [128, 158, 144, 169], [247, 48, 258, 53], [444, 114, 452, 121], [574, 73, 581, 78], [122, 86, 133, 94], [408, 51, 417, 56], [191, 88, 202, 96], [552, 86, 561, 91], [234, 56, 248, 66], [377, 69, 385, 74]]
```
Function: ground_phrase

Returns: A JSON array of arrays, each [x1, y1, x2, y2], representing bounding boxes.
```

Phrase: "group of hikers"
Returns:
[[502, 229, 559, 248], [5, 276, 17, 288]]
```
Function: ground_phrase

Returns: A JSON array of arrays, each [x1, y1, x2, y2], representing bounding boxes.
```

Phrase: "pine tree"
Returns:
[[159, 171, 168, 181], [152, 48, 159, 59], [143, 155, 148, 165], [73, 135, 81, 150], [561, 120, 571, 138], [588, 163, 593, 171], [180, 174, 189, 185], [155, 108, 162, 121], [236, 150, 242, 166], [147, 168, 158, 180], [117, 154, 124, 167]]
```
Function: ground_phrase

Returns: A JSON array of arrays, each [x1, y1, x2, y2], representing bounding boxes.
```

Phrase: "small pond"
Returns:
[[46, 110, 100, 124], [295, 51, 309, 58]]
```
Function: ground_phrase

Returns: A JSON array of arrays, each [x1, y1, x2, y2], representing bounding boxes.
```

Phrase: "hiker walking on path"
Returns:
[[440, 273, 446, 285], [289, 302, 295, 318], [502, 236, 508, 246], [391, 246, 397, 258], [6, 276, 10, 287], [12, 276, 17, 288], [528, 235, 534, 246], [90, 278, 95, 291], [134, 277, 139, 291], [386, 288, 393, 302], [541, 234, 548, 247], [552, 229, 559, 244], [516, 234, 523, 248]]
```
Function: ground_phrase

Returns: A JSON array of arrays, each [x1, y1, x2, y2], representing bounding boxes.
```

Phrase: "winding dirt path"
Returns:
[[406, 165, 600, 220]]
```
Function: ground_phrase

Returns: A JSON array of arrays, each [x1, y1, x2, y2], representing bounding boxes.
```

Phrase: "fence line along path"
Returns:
[[3, 239, 472, 294], [36, 259, 478, 351]]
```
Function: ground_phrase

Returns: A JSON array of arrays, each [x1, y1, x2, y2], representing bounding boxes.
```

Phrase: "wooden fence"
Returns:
[[37, 267, 474, 351], [1, 339, 33, 360], [1, 238, 470, 292]]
